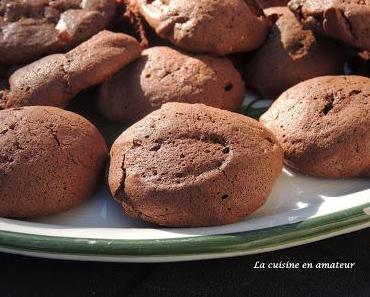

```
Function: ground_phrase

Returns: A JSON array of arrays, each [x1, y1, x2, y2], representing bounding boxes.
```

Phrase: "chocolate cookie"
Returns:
[[0, 0, 116, 65], [246, 7, 345, 99], [0, 106, 107, 218], [133, 0, 271, 55], [260, 75, 370, 178], [0, 30, 141, 109], [98, 46, 245, 123], [109, 103, 283, 227], [288, 0, 370, 51]]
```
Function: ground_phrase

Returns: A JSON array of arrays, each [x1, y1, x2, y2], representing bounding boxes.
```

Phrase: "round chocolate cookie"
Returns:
[[0, 0, 116, 65], [0, 106, 108, 218], [288, 0, 370, 51], [246, 7, 345, 99], [260, 75, 370, 178], [98, 46, 245, 123], [109, 103, 283, 227], [133, 0, 271, 55], [1, 30, 142, 109]]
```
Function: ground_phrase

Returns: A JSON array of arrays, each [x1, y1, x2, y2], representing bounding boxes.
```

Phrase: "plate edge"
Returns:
[[0, 202, 369, 259]]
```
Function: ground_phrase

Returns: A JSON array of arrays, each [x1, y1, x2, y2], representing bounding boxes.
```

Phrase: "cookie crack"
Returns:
[[323, 93, 336, 115], [156, 15, 190, 38], [0, 128, 8, 135], [115, 154, 127, 200], [61, 58, 74, 96], [45, 123, 89, 166], [141, 132, 231, 183], [45, 125, 62, 148]]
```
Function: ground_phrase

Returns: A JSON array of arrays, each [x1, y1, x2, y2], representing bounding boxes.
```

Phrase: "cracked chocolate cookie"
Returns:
[[260, 75, 370, 178], [0, 106, 107, 218], [0, 30, 142, 109], [98, 46, 245, 123], [0, 0, 116, 65], [108, 103, 283, 227], [288, 0, 370, 51], [133, 0, 271, 55], [246, 7, 345, 99]]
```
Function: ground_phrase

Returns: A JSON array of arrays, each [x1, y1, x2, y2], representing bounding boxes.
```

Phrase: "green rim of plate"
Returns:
[[0, 202, 369, 258]]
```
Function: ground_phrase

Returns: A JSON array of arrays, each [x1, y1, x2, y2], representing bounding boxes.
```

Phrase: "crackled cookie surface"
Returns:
[[109, 103, 283, 227], [134, 0, 270, 55], [260, 75, 370, 178], [1, 30, 141, 109], [0, 0, 116, 65], [0, 106, 107, 218], [98, 46, 245, 123], [246, 7, 345, 98], [288, 0, 370, 51]]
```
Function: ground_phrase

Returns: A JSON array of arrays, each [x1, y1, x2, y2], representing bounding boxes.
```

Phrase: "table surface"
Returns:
[[0, 228, 369, 297]]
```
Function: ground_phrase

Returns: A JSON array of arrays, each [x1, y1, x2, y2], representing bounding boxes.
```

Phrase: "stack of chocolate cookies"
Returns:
[[0, 0, 369, 227]]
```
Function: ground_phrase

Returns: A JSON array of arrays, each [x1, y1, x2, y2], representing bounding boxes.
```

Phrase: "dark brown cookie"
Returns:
[[0, 0, 116, 65], [98, 46, 245, 123], [0, 106, 108, 218], [0, 30, 142, 109], [246, 7, 345, 99], [288, 0, 370, 51], [133, 0, 271, 55], [109, 103, 283, 227], [260, 75, 370, 178]]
